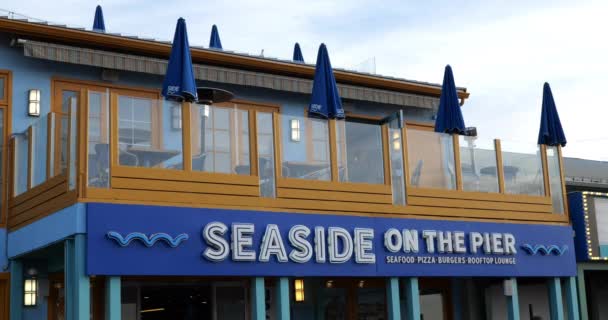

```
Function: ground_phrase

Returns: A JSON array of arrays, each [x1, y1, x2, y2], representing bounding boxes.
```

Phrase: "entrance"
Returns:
[[291, 278, 453, 320], [418, 278, 452, 320], [315, 278, 387, 320]]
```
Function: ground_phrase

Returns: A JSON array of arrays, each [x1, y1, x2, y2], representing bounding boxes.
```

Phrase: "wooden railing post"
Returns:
[[540, 144, 551, 197], [494, 139, 506, 194], [557, 145, 569, 216], [453, 134, 463, 190]]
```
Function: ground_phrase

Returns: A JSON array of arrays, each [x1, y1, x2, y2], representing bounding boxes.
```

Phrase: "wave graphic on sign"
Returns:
[[107, 231, 189, 248], [520, 244, 568, 256]]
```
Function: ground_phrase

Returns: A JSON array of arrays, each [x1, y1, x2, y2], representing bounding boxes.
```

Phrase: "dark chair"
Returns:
[[92, 143, 110, 186], [192, 153, 207, 171], [410, 160, 423, 187]]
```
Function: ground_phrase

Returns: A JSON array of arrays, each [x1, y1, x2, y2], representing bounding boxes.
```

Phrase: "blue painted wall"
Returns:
[[0, 228, 6, 271], [8, 203, 85, 258], [568, 192, 590, 261]]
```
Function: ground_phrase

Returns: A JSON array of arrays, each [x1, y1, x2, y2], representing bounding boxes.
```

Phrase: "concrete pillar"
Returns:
[[386, 277, 401, 320], [505, 278, 520, 320], [276, 277, 290, 320], [105, 276, 121, 320], [251, 277, 265, 320], [65, 235, 90, 320], [402, 277, 420, 320], [9, 259, 23, 320], [548, 277, 564, 320], [564, 277, 580, 320]]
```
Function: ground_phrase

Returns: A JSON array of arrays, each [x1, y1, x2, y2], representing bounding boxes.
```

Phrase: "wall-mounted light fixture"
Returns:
[[24, 278, 37, 306], [290, 119, 301, 142], [28, 89, 41, 117], [294, 279, 305, 302], [171, 105, 182, 130], [392, 131, 401, 151]]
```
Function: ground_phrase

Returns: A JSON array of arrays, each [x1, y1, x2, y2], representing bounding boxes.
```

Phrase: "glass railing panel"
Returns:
[[257, 112, 275, 197], [500, 140, 544, 196], [190, 103, 250, 175], [58, 112, 69, 176], [546, 146, 564, 213], [13, 132, 29, 196], [87, 90, 110, 188], [336, 119, 384, 184], [459, 136, 499, 193], [406, 129, 456, 189], [388, 119, 405, 205], [281, 115, 331, 181], [31, 114, 49, 188], [117, 96, 183, 169], [69, 102, 77, 190]]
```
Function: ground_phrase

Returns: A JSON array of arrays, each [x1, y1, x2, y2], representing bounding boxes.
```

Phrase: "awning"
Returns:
[[22, 40, 439, 109]]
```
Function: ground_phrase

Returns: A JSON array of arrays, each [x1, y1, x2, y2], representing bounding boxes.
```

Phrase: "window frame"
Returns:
[[0, 71, 10, 227], [110, 89, 162, 168], [299, 111, 391, 186], [190, 101, 278, 176]]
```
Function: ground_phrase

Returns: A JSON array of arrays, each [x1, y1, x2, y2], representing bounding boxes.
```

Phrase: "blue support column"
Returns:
[[65, 235, 90, 320], [65, 238, 74, 320], [548, 277, 564, 320], [276, 277, 290, 320], [402, 277, 420, 320], [106, 277, 121, 320], [506, 278, 520, 320], [251, 277, 266, 320], [386, 277, 401, 320], [9, 259, 23, 320], [564, 277, 580, 320], [451, 279, 463, 320]]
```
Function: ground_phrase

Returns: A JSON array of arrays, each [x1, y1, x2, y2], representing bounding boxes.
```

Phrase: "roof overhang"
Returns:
[[0, 17, 470, 101]]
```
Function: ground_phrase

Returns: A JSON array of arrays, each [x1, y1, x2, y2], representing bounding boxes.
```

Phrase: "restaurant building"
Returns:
[[564, 158, 608, 320], [0, 11, 578, 320]]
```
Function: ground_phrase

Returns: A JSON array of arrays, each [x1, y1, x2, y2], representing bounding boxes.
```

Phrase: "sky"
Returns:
[[3, 0, 608, 160]]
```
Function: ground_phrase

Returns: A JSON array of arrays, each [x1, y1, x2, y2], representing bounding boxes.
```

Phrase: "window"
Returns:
[[335, 119, 385, 184], [118, 95, 154, 149], [116, 94, 182, 169], [191, 104, 250, 175], [282, 116, 331, 181], [87, 90, 110, 187], [0, 76, 5, 102], [257, 112, 276, 197]]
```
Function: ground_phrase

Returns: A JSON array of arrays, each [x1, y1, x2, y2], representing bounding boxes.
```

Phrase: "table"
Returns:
[[282, 161, 330, 179], [480, 166, 519, 180], [126, 146, 180, 167]]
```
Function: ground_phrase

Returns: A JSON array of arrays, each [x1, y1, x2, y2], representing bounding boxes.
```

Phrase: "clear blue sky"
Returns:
[[3, 0, 607, 160]]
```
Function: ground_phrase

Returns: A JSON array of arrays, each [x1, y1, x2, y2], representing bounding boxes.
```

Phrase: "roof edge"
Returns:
[[0, 17, 470, 100]]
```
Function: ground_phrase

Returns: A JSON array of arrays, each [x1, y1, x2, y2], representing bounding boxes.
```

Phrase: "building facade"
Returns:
[[565, 158, 608, 320], [0, 15, 579, 320]]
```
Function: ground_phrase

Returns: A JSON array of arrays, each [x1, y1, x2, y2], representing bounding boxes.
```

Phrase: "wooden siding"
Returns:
[[8, 174, 76, 230]]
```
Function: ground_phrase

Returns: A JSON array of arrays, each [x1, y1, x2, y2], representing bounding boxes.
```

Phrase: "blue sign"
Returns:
[[86, 203, 576, 277]]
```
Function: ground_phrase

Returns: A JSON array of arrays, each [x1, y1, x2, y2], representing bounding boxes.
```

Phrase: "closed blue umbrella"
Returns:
[[537, 82, 567, 146], [293, 43, 304, 63], [308, 44, 344, 119], [161, 18, 198, 102], [209, 25, 223, 49], [434, 65, 465, 134], [92, 5, 105, 32]]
